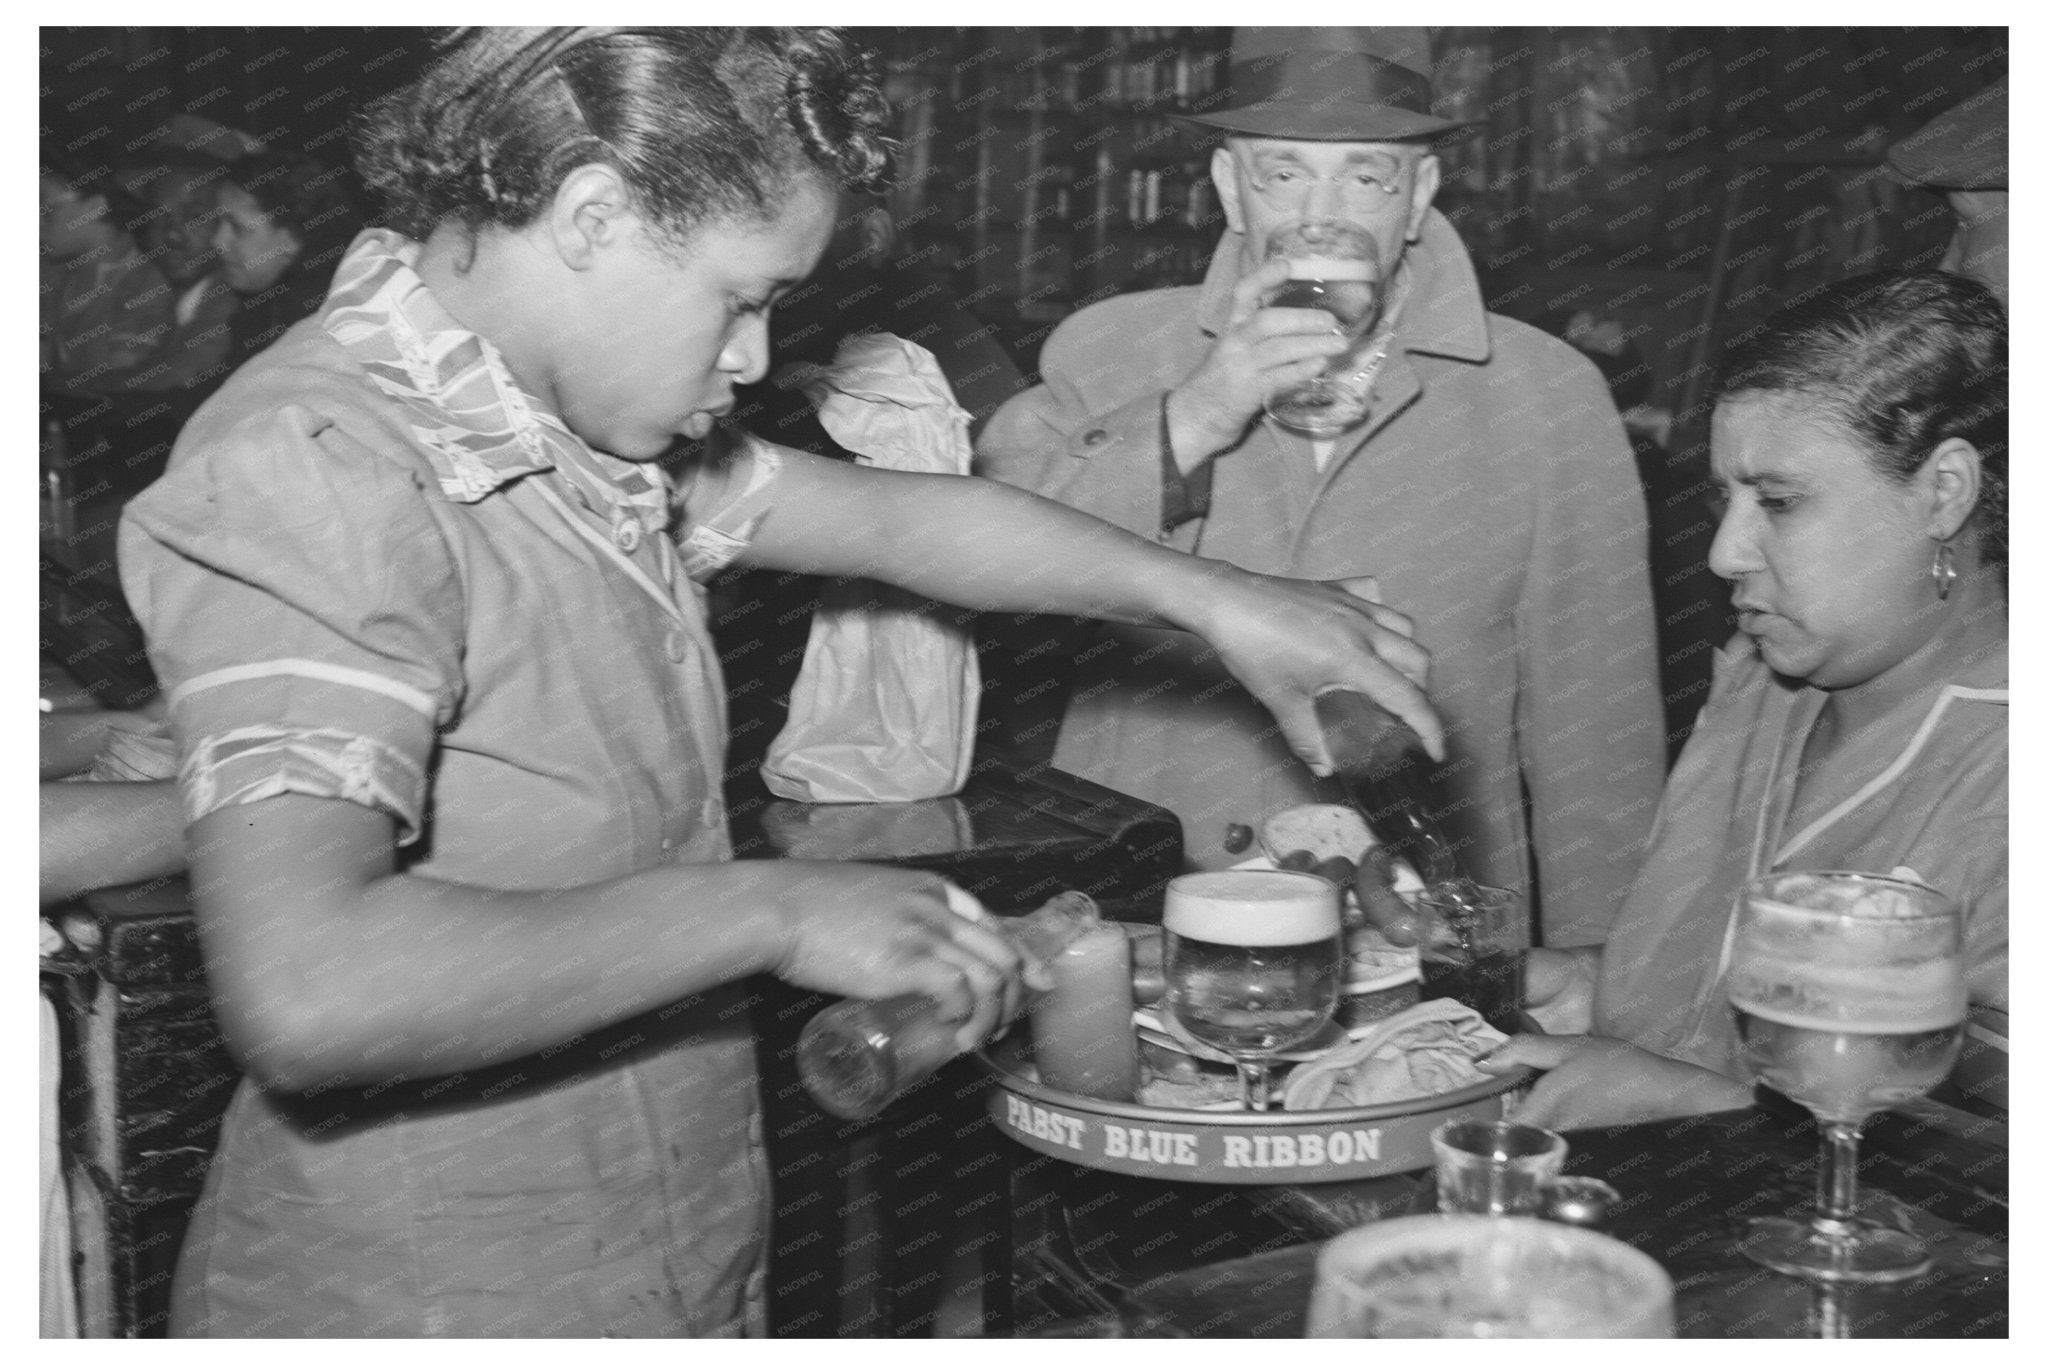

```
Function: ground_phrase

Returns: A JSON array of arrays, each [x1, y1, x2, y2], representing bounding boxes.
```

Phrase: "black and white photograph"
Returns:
[[36, 21, 2010, 1340]]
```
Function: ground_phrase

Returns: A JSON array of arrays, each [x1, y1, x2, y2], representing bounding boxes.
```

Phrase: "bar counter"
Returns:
[[995, 1090, 2007, 1339], [46, 758, 2008, 1340]]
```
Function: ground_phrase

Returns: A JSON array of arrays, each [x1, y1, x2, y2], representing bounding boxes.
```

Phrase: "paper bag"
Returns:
[[761, 333, 981, 802]]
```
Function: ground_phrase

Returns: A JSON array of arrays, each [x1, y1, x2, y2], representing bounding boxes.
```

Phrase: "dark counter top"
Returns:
[[1039, 1092, 2006, 1338]]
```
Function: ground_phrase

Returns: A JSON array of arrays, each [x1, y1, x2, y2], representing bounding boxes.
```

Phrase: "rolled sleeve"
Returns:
[[120, 404, 463, 843], [674, 431, 787, 583]]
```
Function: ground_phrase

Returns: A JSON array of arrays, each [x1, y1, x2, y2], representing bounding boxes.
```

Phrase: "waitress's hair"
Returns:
[[1712, 271, 2008, 567], [354, 27, 890, 250]]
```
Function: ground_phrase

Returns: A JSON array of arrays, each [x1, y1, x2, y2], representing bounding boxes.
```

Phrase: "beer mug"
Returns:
[[1307, 1215, 1675, 1338]]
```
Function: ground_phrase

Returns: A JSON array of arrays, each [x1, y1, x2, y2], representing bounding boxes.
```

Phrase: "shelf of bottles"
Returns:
[[881, 27, 1232, 335]]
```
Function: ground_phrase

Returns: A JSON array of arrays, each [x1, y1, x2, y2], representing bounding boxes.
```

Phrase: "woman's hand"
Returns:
[[1479, 1035, 1753, 1130], [1186, 566, 1443, 771], [1523, 946, 1602, 1034], [770, 864, 1054, 1052], [39, 701, 168, 780]]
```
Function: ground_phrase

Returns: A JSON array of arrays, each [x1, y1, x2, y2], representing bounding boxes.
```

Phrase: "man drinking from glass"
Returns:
[[978, 27, 1663, 950]]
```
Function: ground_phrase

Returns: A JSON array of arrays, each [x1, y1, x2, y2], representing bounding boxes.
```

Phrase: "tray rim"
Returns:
[[974, 1031, 1531, 1128]]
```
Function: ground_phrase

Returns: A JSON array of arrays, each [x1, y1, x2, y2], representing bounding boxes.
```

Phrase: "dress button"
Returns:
[[664, 631, 689, 663], [1080, 427, 1109, 447], [614, 517, 643, 554], [660, 835, 674, 851]]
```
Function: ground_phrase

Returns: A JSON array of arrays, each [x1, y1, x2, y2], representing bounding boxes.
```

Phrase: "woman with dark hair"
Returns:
[[1484, 271, 2008, 1127], [210, 148, 365, 359], [118, 28, 1436, 1337]]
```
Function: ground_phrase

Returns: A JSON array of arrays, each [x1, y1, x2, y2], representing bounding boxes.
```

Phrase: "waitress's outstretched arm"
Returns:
[[720, 447, 1445, 769]]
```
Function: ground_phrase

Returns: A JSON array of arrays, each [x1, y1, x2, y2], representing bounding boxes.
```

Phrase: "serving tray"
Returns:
[[976, 1033, 1529, 1186]]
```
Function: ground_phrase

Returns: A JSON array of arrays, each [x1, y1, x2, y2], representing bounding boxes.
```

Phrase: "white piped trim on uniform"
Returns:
[[169, 659, 438, 719]]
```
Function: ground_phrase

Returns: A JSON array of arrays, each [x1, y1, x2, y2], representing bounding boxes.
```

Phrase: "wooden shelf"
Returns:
[[884, 27, 1230, 349]]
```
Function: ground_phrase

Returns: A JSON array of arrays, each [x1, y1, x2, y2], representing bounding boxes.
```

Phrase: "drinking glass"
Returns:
[[1260, 219, 1385, 437], [1430, 1121, 1566, 1216], [1728, 870, 1966, 1283], [1414, 883, 1527, 1033], [1306, 1215, 1675, 1338], [1162, 870, 1342, 1111]]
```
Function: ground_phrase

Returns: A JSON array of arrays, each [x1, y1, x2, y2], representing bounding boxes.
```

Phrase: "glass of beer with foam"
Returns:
[[1162, 869, 1342, 1111], [1727, 870, 1965, 1283], [1260, 218, 1385, 437]]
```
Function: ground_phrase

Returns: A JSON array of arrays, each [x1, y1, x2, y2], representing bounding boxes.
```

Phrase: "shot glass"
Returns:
[[1431, 1120, 1567, 1216]]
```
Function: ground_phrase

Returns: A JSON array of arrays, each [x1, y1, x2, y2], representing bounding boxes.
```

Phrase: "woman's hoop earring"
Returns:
[[1931, 541, 1957, 603]]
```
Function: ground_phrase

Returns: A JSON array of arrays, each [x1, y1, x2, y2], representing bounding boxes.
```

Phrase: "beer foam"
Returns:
[[1165, 871, 1338, 944], [1751, 881, 1944, 921], [1728, 956, 1965, 1033], [1735, 999, 1963, 1034], [1286, 257, 1376, 282]]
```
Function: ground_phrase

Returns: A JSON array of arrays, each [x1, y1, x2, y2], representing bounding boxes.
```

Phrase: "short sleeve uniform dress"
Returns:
[[120, 230, 771, 1338], [1597, 629, 2008, 1077]]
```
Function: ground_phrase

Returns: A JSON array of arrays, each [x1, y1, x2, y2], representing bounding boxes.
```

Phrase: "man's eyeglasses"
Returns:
[[1245, 162, 1412, 214]]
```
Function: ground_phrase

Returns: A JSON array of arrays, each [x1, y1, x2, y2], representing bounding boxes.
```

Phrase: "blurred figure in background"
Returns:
[[1885, 76, 2007, 308], [88, 147, 367, 507], [41, 152, 214, 652], [42, 138, 363, 752], [209, 148, 368, 366], [115, 153, 242, 397], [121, 154, 233, 321], [39, 156, 181, 398]]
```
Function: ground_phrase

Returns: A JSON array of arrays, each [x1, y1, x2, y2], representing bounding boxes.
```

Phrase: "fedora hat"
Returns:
[[1179, 27, 1478, 142], [1885, 77, 2006, 191]]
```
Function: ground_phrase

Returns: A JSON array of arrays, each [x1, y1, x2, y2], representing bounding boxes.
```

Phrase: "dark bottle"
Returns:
[[1313, 690, 1463, 885]]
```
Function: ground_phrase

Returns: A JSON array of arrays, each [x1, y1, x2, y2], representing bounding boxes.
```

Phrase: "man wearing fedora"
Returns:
[[1886, 76, 2007, 309], [979, 28, 1662, 948]]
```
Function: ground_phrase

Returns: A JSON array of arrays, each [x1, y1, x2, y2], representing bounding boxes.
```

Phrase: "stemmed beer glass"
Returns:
[[1727, 871, 1966, 1283], [1163, 870, 1343, 1111], [1262, 219, 1385, 437]]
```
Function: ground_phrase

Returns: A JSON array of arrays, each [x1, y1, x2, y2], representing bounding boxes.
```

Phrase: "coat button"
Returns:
[[665, 631, 689, 663], [1080, 427, 1109, 447], [614, 517, 643, 554]]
